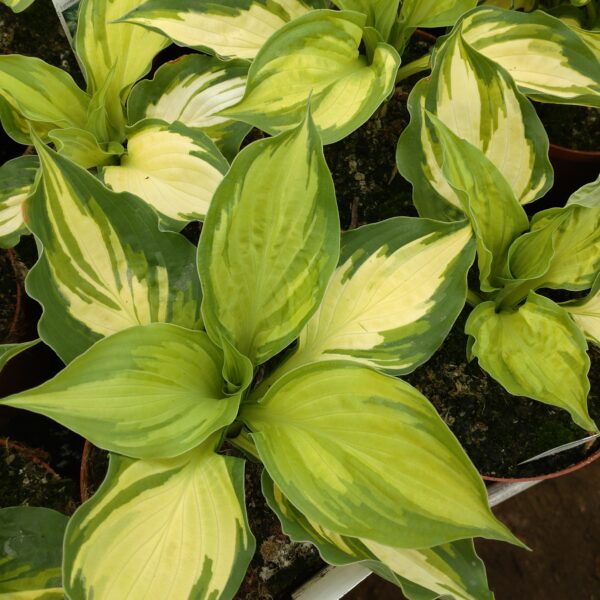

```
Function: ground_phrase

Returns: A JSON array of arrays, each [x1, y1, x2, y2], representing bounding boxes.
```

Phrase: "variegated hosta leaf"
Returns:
[[273, 218, 475, 377], [76, 0, 169, 136], [128, 54, 251, 160], [563, 274, 600, 346], [221, 10, 400, 144], [0, 56, 90, 144], [48, 128, 124, 170], [198, 109, 339, 366], [0, 339, 40, 372], [262, 473, 494, 600], [0, 589, 64, 599], [1, 324, 238, 459], [0, 506, 67, 598], [332, 0, 401, 40], [466, 293, 597, 431], [394, 0, 477, 49], [399, 0, 477, 27], [396, 26, 552, 222], [0, 0, 35, 12], [63, 441, 255, 600], [0, 155, 38, 248], [26, 139, 202, 364], [242, 362, 518, 548], [120, 0, 325, 60], [460, 7, 600, 107], [103, 119, 229, 228], [507, 191, 600, 292], [425, 113, 529, 292]]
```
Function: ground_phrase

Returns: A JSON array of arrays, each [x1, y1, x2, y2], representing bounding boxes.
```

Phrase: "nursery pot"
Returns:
[[547, 143, 600, 202], [481, 444, 600, 484]]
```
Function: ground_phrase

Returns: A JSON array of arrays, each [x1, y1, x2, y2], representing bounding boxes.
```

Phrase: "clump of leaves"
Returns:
[[397, 16, 600, 432]]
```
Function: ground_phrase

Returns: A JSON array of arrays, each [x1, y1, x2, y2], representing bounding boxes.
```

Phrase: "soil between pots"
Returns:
[[534, 102, 600, 152], [0, 439, 78, 514], [404, 309, 600, 479]]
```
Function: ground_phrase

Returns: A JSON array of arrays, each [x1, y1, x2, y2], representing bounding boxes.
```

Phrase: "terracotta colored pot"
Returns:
[[481, 444, 600, 483], [545, 143, 600, 205], [413, 29, 437, 44]]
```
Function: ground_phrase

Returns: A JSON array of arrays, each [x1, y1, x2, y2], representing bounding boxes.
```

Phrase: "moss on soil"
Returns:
[[404, 310, 600, 478]]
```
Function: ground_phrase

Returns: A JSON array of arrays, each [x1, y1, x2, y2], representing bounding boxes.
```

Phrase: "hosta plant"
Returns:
[[0, 110, 520, 599], [396, 16, 600, 432], [0, 0, 599, 598]]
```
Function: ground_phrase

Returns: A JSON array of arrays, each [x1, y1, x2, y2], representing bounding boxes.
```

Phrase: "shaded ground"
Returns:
[[346, 460, 600, 599]]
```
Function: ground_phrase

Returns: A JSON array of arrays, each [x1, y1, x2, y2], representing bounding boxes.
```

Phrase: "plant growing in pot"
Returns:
[[0, 108, 525, 598], [396, 12, 600, 479], [0, 0, 598, 597]]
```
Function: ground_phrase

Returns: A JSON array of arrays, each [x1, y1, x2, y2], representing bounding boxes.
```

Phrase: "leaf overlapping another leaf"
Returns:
[[27, 139, 202, 363]]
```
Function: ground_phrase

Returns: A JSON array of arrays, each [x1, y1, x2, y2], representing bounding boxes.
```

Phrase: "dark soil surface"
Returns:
[[235, 461, 323, 599], [535, 102, 600, 152], [404, 309, 600, 478], [0, 439, 78, 514], [323, 38, 434, 229], [0, 250, 19, 342]]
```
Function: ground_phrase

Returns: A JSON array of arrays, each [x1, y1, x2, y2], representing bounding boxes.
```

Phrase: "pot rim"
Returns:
[[549, 142, 600, 161], [481, 443, 600, 483]]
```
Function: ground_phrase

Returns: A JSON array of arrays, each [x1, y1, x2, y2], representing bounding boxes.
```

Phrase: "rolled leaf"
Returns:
[[76, 0, 169, 136], [332, 0, 400, 40], [460, 7, 600, 107], [0, 339, 40, 372], [221, 10, 400, 144], [64, 441, 255, 600], [103, 119, 229, 228], [262, 473, 494, 600], [27, 139, 202, 363], [120, 0, 324, 60], [1, 324, 237, 459], [128, 54, 250, 159], [425, 113, 529, 291], [0, 506, 67, 597], [198, 108, 339, 365], [563, 273, 600, 346], [0, 56, 90, 144], [48, 128, 124, 170], [507, 193, 600, 292], [0, 155, 38, 248], [274, 218, 475, 377], [242, 362, 518, 548], [397, 26, 552, 221], [466, 293, 597, 431]]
